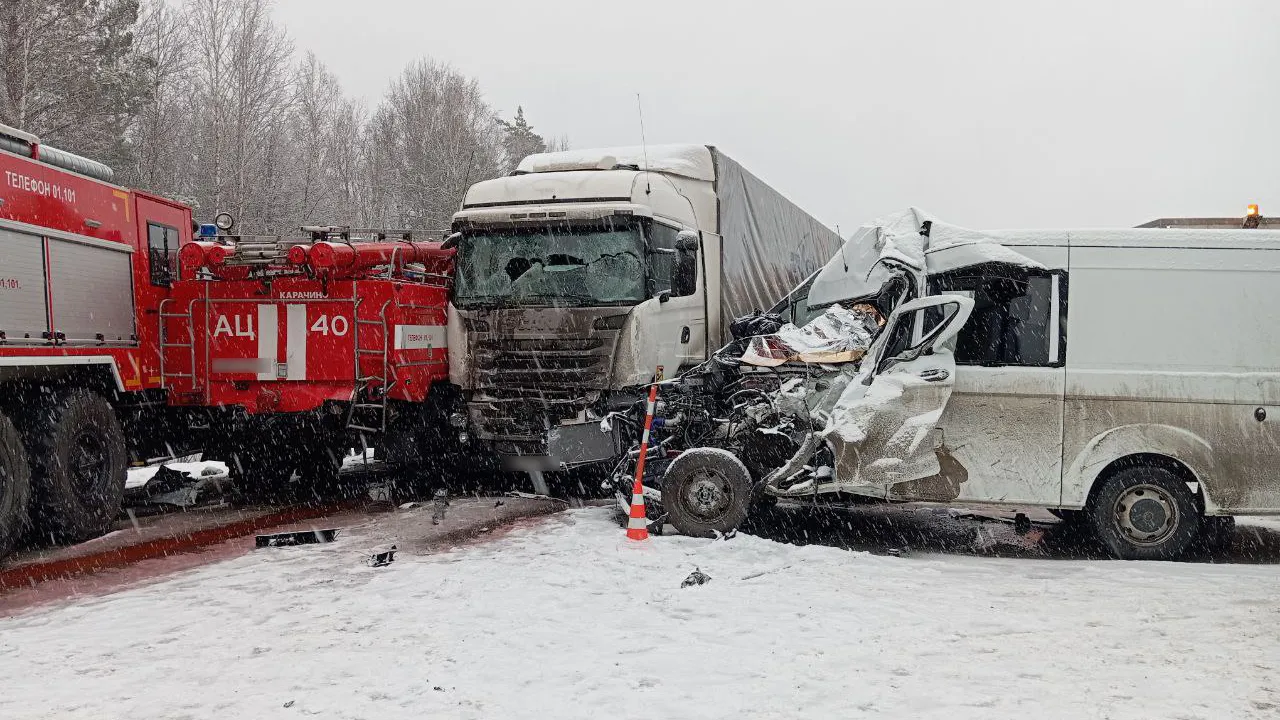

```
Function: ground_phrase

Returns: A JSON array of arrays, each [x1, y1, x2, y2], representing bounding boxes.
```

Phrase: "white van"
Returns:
[[757, 210, 1280, 559]]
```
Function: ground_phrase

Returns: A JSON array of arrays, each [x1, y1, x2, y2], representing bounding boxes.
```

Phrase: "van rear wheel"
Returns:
[[0, 411, 33, 559], [1088, 466, 1200, 560]]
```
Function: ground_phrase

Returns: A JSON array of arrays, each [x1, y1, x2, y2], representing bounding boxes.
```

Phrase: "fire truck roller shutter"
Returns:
[[47, 237, 135, 342], [0, 227, 48, 339]]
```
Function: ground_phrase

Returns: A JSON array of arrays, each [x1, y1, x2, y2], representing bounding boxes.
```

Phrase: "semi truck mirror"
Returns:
[[672, 251, 698, 297], [675, 231, 700, 253], [441, 232, 462, 250]]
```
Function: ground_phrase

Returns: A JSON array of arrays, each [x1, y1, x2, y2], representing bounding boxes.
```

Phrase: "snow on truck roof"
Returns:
[[516, 144, 716, 182]]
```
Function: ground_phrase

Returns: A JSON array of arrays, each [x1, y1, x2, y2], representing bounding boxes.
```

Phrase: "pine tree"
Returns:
[[498, 106, 547, 174]]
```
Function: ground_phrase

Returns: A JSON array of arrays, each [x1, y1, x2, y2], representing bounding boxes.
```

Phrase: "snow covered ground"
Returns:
[[2, 507, 1279, 719]]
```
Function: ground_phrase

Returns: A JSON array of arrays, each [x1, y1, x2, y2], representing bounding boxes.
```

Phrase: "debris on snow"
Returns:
[[366, 544, 398, 567], [124, 461, 231, 508], [254, 529, 339, 548], [432, 488, 450, 525], [681, 568, 712, 588]]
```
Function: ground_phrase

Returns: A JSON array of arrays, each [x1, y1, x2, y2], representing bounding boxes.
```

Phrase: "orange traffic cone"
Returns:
[[626, 477, 649, 541], [626, 368, 662, 541]]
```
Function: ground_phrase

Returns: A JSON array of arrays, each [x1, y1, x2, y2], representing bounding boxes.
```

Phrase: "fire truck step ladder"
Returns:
[[346, 299, 396, 434], [157, 299, 199, 387]]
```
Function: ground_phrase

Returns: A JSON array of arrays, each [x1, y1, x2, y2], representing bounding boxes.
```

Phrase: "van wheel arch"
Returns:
[[1087, 453, 1201, 504]]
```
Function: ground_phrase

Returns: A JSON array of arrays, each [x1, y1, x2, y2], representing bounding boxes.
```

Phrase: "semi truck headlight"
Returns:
[[449, 412, 468, 429]]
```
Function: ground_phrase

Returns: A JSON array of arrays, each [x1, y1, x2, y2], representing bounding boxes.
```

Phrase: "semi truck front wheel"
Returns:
[[0, 410, 33, 559], [25, 389, 127, 542]]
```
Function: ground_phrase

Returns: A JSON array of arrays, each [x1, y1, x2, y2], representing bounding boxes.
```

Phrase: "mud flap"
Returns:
[[821, 294, 973, 492]]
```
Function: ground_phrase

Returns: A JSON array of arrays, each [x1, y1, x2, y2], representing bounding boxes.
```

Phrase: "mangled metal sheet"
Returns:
[[806, 207, 1045, 308], [741, 303, 883, 367]]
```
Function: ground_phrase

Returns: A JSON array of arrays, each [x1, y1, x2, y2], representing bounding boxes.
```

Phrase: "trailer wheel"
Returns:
[[0, 411, 33, 559], [661, 449, 754, 538], [26, 389, 127, 542], [1088, 465, 1201, 560]]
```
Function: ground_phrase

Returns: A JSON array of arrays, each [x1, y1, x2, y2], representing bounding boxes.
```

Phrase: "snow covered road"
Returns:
[[2, 507, 1279, 719]]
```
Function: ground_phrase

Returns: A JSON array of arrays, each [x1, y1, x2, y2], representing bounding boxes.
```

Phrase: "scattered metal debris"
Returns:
[[366, 544, 397, 567], [255, 528, 339, 548], [681, 567, 712, 588], [432, 488, 450, 525]]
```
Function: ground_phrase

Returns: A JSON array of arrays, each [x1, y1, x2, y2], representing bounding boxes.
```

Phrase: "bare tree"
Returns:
[[183, 0, 293, 228], [366, 58, 504, 234], [0, 0, 148, 164], [5, 1, 563, 236], [121, 0, 192, 195]]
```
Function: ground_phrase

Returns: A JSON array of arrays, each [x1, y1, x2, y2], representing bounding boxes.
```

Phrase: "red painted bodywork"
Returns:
[[0, 147, 452, 416]]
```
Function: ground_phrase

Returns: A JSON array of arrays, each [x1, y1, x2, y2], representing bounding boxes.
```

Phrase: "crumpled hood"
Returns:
[[807, 207, 1045, 308]]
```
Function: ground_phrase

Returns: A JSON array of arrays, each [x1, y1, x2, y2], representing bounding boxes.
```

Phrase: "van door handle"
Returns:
[[921, 368, 949, 382], [680, 326, 691, 344]]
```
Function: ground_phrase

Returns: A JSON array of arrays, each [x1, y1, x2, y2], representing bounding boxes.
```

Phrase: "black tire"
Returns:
[[26, 389, 128, 542], [1088, 465, 1201, 560], [297, 446, 349, 503], [228, 449, 298, 506], [0, 411, 33, 559], [661, 449, 754, 538]]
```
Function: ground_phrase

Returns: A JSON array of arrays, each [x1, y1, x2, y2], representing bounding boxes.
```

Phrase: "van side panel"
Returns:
[[1062, 243, 1280, 512]]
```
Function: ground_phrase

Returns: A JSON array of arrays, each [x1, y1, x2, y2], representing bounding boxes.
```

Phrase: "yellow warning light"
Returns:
[[1246, 204, 1260, 216]]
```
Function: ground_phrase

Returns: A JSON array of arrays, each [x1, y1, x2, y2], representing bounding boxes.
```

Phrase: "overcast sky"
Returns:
[[275, 0, 1277, 233]]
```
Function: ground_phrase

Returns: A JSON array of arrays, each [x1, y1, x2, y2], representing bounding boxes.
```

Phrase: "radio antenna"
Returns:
[[637, 93, 651, 195]]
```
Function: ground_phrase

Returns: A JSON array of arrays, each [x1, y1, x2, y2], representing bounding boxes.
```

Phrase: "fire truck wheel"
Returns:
[[26, 389, 128, 542], [298, 449, 346, 502], [0, 411, 33, 559]]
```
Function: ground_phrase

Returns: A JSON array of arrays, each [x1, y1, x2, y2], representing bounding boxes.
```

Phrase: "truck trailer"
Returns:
[[447, 145, 842, 474]]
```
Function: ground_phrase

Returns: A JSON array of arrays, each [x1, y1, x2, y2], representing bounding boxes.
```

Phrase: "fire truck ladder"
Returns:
[[157, 298, 199, 391], [347, 299, 396, 435]]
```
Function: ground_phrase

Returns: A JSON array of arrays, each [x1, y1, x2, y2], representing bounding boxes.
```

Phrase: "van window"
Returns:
[[928, 270, 1062, 366], [148, 222, 178, 287]]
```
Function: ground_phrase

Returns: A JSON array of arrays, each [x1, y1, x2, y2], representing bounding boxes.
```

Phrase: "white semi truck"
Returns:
[[446, 145, 842, 472]]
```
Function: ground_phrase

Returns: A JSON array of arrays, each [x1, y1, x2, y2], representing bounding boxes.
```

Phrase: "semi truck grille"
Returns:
[[469, 334, 618, 443]]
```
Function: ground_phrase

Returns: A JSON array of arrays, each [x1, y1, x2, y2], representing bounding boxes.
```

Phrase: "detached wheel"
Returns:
[[661, 449, 753, 538], [0, 411, 33, 559], [1088, 466, 1200, 560], [27, 389, 128, 542]]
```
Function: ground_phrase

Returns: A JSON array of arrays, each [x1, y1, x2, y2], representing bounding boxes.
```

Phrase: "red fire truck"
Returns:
[[0, 124, 455, 559]]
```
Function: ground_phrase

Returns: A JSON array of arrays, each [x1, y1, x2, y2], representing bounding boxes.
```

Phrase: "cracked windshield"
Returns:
[[454, 222, 647, 307]]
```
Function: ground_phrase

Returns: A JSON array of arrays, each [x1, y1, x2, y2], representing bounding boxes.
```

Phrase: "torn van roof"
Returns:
[[806, 208, 1045, 308]]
